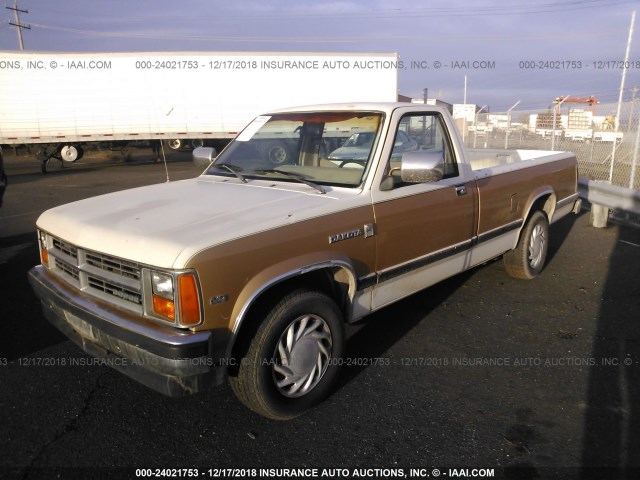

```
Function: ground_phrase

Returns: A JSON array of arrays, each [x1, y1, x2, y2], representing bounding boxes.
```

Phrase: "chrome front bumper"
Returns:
[[28, 265, 229, 397]]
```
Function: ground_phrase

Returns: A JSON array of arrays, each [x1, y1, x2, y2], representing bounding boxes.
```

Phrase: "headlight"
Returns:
[[151, 272, 174, 299]]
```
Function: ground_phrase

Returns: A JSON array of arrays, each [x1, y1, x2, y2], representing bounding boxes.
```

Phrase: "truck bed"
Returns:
[[466, 148, 573, 172]]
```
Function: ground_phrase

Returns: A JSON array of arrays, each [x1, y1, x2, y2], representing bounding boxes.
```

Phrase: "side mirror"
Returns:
[[400, 150, 444, 183], [193, 146, 217, 167]]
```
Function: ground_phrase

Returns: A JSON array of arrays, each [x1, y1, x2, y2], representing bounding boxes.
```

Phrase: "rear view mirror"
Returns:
[[401, 150, 444, 183], [193, 147, 217, 167]]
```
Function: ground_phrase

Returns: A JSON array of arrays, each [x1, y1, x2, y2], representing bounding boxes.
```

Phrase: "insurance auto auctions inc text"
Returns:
[[247, 467, 495, 478]]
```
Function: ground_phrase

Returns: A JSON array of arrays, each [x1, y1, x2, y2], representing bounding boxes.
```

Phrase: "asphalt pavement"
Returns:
[[0, 148, 639, 480]]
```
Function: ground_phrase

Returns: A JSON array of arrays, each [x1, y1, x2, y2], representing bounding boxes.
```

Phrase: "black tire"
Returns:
[[229, 289, 345, 420], [504, 210, 549, 280]]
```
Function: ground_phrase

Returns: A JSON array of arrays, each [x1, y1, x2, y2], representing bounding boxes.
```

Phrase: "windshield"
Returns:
[[206, 111, 383, 189]]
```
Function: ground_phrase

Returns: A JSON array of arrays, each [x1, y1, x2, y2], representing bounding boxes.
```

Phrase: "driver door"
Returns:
[[370, 112, 477, 309]]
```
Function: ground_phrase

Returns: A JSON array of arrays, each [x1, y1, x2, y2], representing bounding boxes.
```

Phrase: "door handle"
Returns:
[[455, 185, 468, 196]]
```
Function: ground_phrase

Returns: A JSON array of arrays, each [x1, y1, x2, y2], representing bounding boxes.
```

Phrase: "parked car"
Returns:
[[328, 130, 417, 167]]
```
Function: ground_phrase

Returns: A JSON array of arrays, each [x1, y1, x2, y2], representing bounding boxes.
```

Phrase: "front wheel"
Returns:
[[229, 290, 345, 420], [504, 210, 549, 279]]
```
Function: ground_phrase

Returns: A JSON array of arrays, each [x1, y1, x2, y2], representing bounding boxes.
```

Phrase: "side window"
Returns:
[[387, 113, 458, 187]]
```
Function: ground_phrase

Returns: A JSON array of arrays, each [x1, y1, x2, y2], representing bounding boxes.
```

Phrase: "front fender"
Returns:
[[230, 251, 359, 337]]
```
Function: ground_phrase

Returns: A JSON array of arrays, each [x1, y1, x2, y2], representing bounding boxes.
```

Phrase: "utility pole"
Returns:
[[6, 2, 30, 50]]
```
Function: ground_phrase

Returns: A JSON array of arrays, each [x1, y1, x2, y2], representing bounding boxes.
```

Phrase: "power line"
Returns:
[[30, 0, 639, 22], [6, 1, 30, 50], [28, 22, 625, 44]]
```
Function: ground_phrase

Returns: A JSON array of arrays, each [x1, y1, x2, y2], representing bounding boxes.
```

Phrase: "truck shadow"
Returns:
[[336, 212, 580, 391], [336, 269, 476, 390], [546, 211, 581, 266], [4, 166, 107, 185], [580, 224, 640, 478]]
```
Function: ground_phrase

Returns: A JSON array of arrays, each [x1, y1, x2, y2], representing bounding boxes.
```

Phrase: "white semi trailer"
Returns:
[[0, 51, 399, 172]]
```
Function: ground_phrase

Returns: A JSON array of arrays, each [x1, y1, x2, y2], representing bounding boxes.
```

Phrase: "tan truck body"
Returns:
[[29, 103, 580, 419]]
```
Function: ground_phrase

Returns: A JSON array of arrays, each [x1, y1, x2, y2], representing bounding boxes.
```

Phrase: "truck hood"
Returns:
[[37, 176, 350, 269]]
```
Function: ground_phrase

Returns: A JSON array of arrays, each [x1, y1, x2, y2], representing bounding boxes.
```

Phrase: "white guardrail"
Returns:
[[578, 179, 640, 216]]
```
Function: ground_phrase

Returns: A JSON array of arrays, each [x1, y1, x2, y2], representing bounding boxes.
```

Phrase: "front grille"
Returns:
[[54, 257, 80, 281], [53, 238, 78, 259], [47, 234, 143, 313], [87, 276, 142, 305], [86, 252, 141, 282]]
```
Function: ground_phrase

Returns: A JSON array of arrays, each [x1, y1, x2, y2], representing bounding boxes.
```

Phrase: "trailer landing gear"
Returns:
[[37, 144, 84, 174]]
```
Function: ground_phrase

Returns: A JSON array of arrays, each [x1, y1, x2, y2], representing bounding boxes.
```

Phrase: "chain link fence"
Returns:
[[459, 100, 640, 190]]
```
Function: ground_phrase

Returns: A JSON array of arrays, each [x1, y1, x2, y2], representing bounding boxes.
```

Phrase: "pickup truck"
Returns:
[[28, 103, 581, 420]]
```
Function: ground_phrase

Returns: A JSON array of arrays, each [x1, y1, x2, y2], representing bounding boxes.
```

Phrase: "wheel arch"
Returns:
[[513, 187, 555, 248], [226, 257, 358, 363], [525, 186, 556, 220]]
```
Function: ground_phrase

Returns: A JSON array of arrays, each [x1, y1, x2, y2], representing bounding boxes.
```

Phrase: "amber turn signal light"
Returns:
[[38, 231, 49, 266], [178, 274, 200, 327], [153, 294, 176, 320]]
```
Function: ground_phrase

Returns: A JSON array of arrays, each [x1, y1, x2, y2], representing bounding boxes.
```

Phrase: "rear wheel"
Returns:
[[229, 289, 345, 420], [504, 210, 549, 279]]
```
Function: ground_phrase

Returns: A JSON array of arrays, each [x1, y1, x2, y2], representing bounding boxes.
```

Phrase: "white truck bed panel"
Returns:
[[467, 148, 573, 173]]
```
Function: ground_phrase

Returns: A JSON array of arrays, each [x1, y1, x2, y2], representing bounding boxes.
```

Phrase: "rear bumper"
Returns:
[[28, 265, 230, 397]]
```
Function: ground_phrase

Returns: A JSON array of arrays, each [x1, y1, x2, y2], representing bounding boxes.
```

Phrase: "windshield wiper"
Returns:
[[254, 169, 326, 194], [212, 163, 247, 183]]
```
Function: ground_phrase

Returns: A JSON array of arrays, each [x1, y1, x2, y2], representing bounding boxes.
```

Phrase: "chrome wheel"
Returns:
[[528, 223, 545, 269], [60, 145, 79, 162], [167, 139, 182, 150], [272, 314, 333, 398], [268, 144, 288, 164]]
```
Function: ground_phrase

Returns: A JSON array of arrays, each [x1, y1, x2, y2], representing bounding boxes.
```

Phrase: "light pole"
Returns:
[[505, 100, 521, 149], [473, 105, 487, 148], [609, 10, 635, 184]]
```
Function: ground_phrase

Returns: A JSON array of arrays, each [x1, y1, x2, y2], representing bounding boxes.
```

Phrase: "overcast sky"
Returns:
[[1, 0, 639, 113]]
